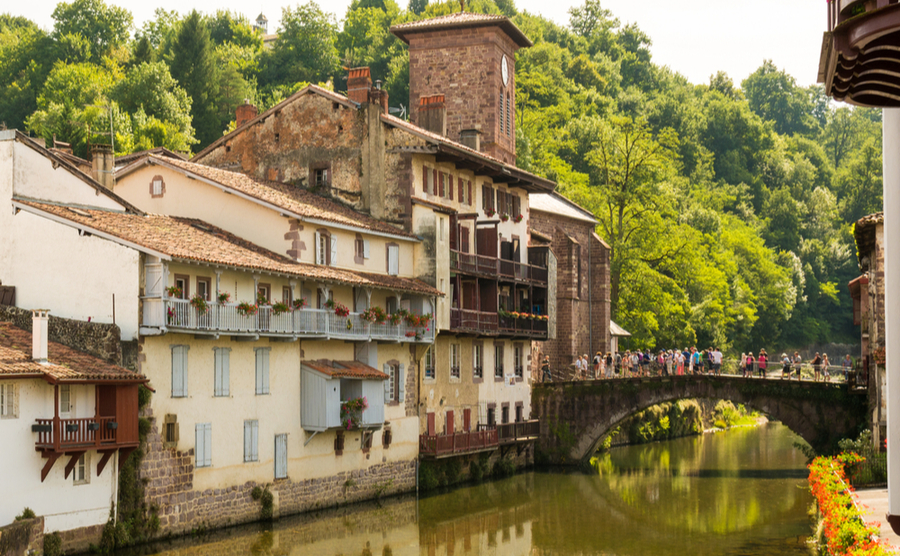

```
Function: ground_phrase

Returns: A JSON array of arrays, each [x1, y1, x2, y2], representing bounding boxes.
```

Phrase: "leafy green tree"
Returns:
[[168, 10, 221, 148], [260, 2, 340, 90], [741, 60, 819, 137], [132, 35, 155, 65], [408, 0, 428, 15], [51, 0, 133, 62], [110, 61, 195, 144]]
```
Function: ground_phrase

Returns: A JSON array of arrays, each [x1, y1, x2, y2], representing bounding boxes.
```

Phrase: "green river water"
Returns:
[[122, 422, 812, 555]]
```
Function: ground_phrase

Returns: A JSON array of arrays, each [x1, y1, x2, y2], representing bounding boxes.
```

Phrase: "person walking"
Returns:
[[842, 354, 853, 382], [593, 351, 602, 380], [746, 352, 755, 378], [541, 356, 552, 382], [606, 352, 614, 379], [739, 353, 747, 377], [822, 353, 831, 382], [812, 352, 823, 382], [676, 350, 684, 375], [574, 355, 584, 380], [582, 354, 590, 379], [793, 352, 803, 381], [781, 353, 791, 379], [712, 347, 723, 376], [691, 348, 701, 376], [615, 351, 623, 378], [758, 349, 768, 379]]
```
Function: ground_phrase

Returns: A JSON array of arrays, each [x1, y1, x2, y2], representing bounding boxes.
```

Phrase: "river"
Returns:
[[118, 422, 812, 555]]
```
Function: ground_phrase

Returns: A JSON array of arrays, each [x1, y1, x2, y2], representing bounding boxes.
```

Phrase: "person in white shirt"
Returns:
[[574, 355, 584, 380], [712, 348, 723, 376]]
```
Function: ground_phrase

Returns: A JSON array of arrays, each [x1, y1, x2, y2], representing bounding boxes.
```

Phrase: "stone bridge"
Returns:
[[531, 375, 868, 464]]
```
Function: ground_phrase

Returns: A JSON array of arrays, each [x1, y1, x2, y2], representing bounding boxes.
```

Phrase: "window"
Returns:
[[0, 383, 18, 418], [506, 93, 512, 137], [60, 384, 73, 415], [150, 175, 165, 198], [255, 348, 270, 395], [214, 348, 231, 397], [275, 433, 288, 479], [423, 166, 435, 195], [450, 344, 460, 379], [197, 277, 211, 301], [257, 284, 270, 304], [387, 244, 399, 276], [313, 167, 329, 189], [501, 404, 510, 424], [514, 345, 523, 378], [163, 414, 179, 448], [244, 420, 259, 462], [498, 190, 508, 215], [424, 347, 435, 380], [73, 453, 89, 485], [355, 236, 370, 263], [195, 423, 212, 468], [282, 286, 292, 304], [511, 194, 521, 218], [499, 93, 505, 137], [494, 344, 505, 378], [315, 230, 335, 266], [473, 345, 483, 379], [171, 345, 189, 398], [174, 275, 189, 299], [384, 361, 405, 403], [482, 185, 494, 213]]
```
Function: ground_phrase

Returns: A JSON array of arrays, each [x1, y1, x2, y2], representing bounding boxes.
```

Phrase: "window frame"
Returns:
[[514, 343, 524, 379], [387, 243, 400, 276], [244, 419, 259, 463], [0, 383, 18, 419], [424, 347, 435, 380], [59, 384, 73, 416], [196, 276, 212, 301], [73, 452, 90, 485], [473, 343, 483, 381], [494, 343, 505, 379], [450, 343, 460, 380], [173, 274, 190, 299]]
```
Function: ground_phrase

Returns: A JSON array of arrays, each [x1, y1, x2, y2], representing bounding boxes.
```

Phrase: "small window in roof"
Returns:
[[68, 207, 92, 218]]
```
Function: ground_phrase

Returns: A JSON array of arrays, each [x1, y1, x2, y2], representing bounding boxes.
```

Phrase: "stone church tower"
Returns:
[[391, 13, 532, 165]]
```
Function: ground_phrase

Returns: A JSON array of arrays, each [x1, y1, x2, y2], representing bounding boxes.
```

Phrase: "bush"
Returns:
[[15, 507, 35, 521], [43, 532, 62, 556]]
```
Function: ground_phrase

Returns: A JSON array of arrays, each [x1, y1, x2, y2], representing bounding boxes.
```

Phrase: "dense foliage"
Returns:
[[0, 0, 881, 352]]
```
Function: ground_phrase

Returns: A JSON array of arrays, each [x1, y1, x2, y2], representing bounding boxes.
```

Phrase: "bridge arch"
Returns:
[[531, 376, 867, 464]]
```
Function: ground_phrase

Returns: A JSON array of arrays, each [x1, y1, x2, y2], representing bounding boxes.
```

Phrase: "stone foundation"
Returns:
[[139, 410, 416, 537], [57, 523, 104, 554], [0, 516, 43, 556]]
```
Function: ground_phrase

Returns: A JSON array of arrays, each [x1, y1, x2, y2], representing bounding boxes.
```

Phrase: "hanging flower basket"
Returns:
[[291, 298, 308, 310], [361, 306, 388, 323], [341, 396, 369, 429], [165, 286, 182, 298], [190, 294, 209, 314], [499, 213, 510, 222], [237, 301, 258, 316], [272, 301, 290, 316], [217, 292, 231, 304], [513, 214, 524, 223]]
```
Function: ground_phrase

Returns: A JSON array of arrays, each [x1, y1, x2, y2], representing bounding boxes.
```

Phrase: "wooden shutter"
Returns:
[[330, 235, 337, 266], [463, 408, 471, 432], [363, 239, 370, 259], [315, 231, 322, 264], [432, 169, 438, 196], [458, 178, 463, 202], [449, 175, 454, 200], [383, 364, 392, 403], [438, 172, 444, 197], [388, 245, 399, 276], [275, 434, 287, 479], [398, 364, 405, 403], [423, 165, 428, 193], [512, 194, 520, 216], [427, 412, 435, 436], [256, 349, 269, 394], [196, 423, 211, 467], [446, 410, 454, 434], [214, 349, 230, 396], [468, 181, 473, 206]]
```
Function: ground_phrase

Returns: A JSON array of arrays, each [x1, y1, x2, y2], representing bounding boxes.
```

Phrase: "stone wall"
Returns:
[[0, 305, 124, 366], [57, 523, 105, 554], [139, 408, 416, 537], [0, 516, 43, 556]]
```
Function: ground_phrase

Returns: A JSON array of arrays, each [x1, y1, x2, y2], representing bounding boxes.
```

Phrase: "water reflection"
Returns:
[[123, 423, 811, 556]]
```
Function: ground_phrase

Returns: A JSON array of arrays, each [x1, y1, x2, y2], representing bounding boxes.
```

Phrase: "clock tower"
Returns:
[[391, 13, 532, 166]]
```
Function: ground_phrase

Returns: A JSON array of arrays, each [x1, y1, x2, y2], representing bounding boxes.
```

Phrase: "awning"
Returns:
[[610, 320, 631, 337]]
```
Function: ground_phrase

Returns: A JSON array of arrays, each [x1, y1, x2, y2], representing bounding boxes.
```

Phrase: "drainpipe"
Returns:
[[588, 236, 593, 357]]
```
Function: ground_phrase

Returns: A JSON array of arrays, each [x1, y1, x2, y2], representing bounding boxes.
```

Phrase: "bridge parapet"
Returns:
[[531, 375, 867, 465]]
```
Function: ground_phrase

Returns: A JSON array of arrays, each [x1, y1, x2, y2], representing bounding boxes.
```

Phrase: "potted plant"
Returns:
[[272, 301, 290, 316], [485, 207, 496, 217], [340, 396, 369, 429], [499, 213, 510, 222], [256, 291, 269, 306], [217, 292, 231, 304], [237, 301, 258, 317], [190, 294, 209, 314], [325, 299, 350, 317], [513, 214, 524, 223], [165, 286, 182, 298], [291, 298, 308, 310], [167, 307, 176, 324]]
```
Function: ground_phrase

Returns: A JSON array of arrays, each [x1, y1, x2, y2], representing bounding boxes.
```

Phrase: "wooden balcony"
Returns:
[[450, 308, 499, 334], [495, 419, 541, 445], [499, 315, 549, 339], [451, 250, 548, 286], [143, 298, 434, 343], [34, 417, 122, 450], [820, 0, 900, 106], [419, 428, 499, 458]]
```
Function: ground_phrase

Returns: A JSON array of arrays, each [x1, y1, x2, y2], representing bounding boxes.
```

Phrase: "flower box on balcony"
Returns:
[[87, 423, 100, 431], [65, 423, 79, 433], [31, 424, 52, 433], [106, 422, 118, 430]]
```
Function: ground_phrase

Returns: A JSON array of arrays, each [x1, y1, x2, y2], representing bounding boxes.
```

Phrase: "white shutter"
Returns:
[[383, 364, 392, 403], [146, 264, 163, 296], [398, 364, 405, 403], [388, 245, 399, 276], [315, 231, 322, 264], [256, 349, 270, 395], [172, 346, 188, 398], [330, 235, 337, 266], [275, 434, 287, 479], [196, 423, 211, 467], [252, 422, 259, 461], [363, 240, 370, 259], [244, 421, 252, 461], [204, 424, 212, 467]]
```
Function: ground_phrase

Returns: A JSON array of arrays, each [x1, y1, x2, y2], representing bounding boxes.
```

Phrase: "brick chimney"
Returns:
[[368, 79, 390, 115], [32, 310, 49, 363], [419, 95, 447, 137], [235, 99, 258, 127], [348, 67, 373, 105], [459, 129, 482, 151], [91, 145, 114, 190]]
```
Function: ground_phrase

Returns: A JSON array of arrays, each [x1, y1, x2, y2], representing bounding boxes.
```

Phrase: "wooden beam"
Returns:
[[40, 451, 61, 483], [64, 452, 85, 479], [96, 450, 116, 476], [118, 447, 136, 470]]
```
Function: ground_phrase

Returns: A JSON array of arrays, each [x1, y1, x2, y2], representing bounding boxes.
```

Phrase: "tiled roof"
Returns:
[[137, 155, 416, 239], [14, 200, 443, 297], [0, 322, 147, 383], [302, 360, 388, 380], [390, 12, 532, 47], [116, 147, 187, 167], [529, 193, 597, 224]]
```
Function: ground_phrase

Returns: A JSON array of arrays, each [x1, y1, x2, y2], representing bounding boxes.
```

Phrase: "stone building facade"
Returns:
[[529, 193, 611, 378]]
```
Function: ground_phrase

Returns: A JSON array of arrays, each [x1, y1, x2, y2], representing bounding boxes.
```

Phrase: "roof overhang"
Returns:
[[390, 16, 533, 48]]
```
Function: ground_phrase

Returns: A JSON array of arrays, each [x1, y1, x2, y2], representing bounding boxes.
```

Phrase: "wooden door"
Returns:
[[427, 412, 435, 436], [446, 410, 455, 435], [463, 408, 471, 432]]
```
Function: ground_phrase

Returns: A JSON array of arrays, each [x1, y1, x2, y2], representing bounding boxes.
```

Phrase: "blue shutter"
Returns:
[[172, 346, 188, 398], [398, 364, 405, 404], [383, 364, 391, 403], [275, 434, 287, 479], [196, 423, 211, 467]]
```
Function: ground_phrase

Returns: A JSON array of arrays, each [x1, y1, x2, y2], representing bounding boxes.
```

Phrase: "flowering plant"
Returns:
[[389, 311, 405, 325], [291, 298, 308, 310], [165, 286, 182, 298], [217, 292, 231, 304], [485, 207, 496, 217], [406, 312, 432, 327], [513, 214, 524, 223], [272, 301, 290, 316], [499, 213, 510, 222], [361, 306, 388, 323], [340, 396, 369, 430], [167, 307, 176, 324], [256, 291, 269, 306], [190, 294, 209, 314], [237, 301, 258, 316], [325, 299, 350, 317]]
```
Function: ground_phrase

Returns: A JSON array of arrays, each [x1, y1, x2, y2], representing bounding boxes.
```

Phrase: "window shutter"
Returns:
[[449, 175, 454, 200], [214, 350, 222, 396], [398, 364, 405, 403], [363, 240, 370, 259], [330, 235, 337, 266], [244, 421, 252, 461], [438, 172, 444, 197], [275, 434, 287, 479], [383, 364, 391, 403], [315, 231, 322, 264], [204, 424, 212, 467], [388, 245, 399, 276], [432, 169, 438, 196], [513, 194, 520, 216], [458, 178, 463, 202], [468, 181, 473, 205], [172, 347, 188, 398], [252, 421, 259, 461], [423, 165, 428, 193], [222, 351, 229, 396], [196, 425, 204, 465]]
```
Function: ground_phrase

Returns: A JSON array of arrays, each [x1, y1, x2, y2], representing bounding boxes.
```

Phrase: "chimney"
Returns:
[[235, 99, 258, 128], [368, 83, 390, 115], [348, 67, 373, 105], [32, 310, 49, 363], [419, 95, 447, 137], [91, 145, 114, 190], [459, 129, 482, 151]]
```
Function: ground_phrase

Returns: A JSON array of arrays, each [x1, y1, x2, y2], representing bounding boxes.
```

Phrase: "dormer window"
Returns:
[[311, 164, 331, 190]]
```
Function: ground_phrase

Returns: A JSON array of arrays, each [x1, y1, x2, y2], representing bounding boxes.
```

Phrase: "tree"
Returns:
[[408, 0, 428, 15], [132, 35, 155, 65], [741, 60, 819, 137], [260, 2, 340, 90], [110, 61, 195, 144], [168, 10, 221, 148], [51, 0, 133, 62]]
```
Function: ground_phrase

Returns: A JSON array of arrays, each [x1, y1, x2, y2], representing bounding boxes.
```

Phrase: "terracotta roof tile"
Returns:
[[303, 359, 388, 380], [139, 155, 416, 239], [0, 322, 147, 382], [15, 200, 442, 298], [390, 12, 532, 47]]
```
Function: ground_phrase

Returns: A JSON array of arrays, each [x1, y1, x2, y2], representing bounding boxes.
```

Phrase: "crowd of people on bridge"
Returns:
[[540, 348, 856, 383]]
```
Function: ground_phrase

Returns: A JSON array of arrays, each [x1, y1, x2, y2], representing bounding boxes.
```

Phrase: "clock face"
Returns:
[[501, 55, 509, 87]]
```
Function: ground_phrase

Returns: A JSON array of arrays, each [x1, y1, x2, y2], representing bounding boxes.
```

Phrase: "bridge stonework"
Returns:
[[531, 376, 868, 464]]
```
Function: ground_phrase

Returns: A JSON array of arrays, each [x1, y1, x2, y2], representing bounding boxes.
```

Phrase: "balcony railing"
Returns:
[[144, 298, 433, 343], [496, 420, 541, 444], [499, 316, 549, 338], [450, 308, 499, 333], [33, 417, 119, 451], [419, 428, 499, 458], [450, 250, 548, 285]]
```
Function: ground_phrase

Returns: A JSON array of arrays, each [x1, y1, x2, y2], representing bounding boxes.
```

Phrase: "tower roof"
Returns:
[[256, 13, 268, 22], [390, 12, 532, 48]]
